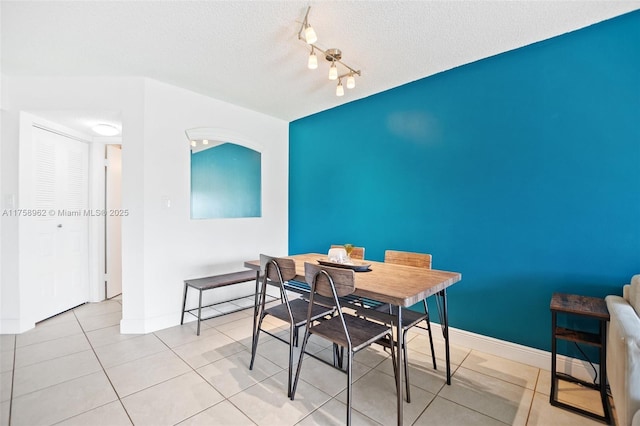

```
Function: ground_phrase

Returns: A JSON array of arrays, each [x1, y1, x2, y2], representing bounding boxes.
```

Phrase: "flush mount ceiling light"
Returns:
[[92, 123, 120, 136], [297, 6, 361, 97]]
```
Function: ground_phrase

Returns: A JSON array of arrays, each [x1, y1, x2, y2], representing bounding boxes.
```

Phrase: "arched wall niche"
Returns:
[[185, 127, 262, 219]]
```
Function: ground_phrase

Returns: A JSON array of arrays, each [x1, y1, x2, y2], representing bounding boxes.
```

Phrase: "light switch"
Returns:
[[4, 194, 16, 209]]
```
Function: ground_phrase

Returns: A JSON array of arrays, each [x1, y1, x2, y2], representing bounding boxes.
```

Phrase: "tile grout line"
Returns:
[[390, 342, 460, 426], [409, 383, 440, 426], [524, 368, 542, 425], [434, 358, 534, 426], [7, 335, 16, 426], [8, 298, 592, 426], [10, 333, 93, 371], [6, 306, 124, 425], [434, 393, 512, 425], [72, 310, 258, 423], [199, 308, 345, 424], [425, 347, 513, 425], [159, 315, 268, 425], [153, 328, 221, 425], [158, 321, 247, 424], [71, 307, 136, 426]]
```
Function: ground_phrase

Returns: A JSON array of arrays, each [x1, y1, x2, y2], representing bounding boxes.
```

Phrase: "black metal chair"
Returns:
[[291, 262, 397, 426], [249, 254, 334, 397], [358, 249, 436, 403], [328, 245, 382, 310]]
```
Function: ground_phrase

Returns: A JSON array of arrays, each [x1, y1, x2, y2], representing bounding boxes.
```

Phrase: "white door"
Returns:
[[105, 144, 122, 298], [21, 126, 90, 322]]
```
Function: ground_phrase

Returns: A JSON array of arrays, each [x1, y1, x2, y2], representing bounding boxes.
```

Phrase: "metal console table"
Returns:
[[550, 292, 611, 424]]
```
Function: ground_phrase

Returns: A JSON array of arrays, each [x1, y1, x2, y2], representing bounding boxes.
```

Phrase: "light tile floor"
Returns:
[[0, 296, 614, 425]]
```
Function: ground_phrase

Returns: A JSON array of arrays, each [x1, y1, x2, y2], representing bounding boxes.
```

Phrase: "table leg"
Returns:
[[396, 306, 403, 426], [439, 289, 451, 385], [180, 283, 188, 325]]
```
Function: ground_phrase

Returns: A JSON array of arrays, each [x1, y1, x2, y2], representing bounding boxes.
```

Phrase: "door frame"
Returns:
[[18, 112, 108, 328], [105, 143, 122, 299]]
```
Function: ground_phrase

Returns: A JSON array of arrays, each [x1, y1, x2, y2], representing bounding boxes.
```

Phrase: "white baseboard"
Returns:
[[120, 311, 194, 334], [0, 319, 32, 334], [3, 300, 599, 386], [120, 315, 173, 334], [119, 317, 147, 334], [430, 325, 600, 384]]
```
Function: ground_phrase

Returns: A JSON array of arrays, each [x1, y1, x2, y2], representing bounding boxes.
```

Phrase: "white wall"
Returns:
[[1, 76, 146, 333], [132, 79, 289, 332], [0, 76, 289, 334]]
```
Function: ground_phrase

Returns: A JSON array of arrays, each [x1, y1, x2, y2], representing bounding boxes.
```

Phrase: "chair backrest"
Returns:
[[384, 250, 432, 269], [260, 254, 297, 283], [330, 244, 365, 260], [305, 262, 355, 299]]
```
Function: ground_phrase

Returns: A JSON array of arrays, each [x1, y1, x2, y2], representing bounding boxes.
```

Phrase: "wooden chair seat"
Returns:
[[309, 314, 393, 352], [363, 304, 427, 329], [265, 298, 332, 327], [286, 279, 367, 309]]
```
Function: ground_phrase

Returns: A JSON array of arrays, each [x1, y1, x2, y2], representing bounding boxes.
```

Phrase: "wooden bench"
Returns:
[[181, 270, 259, 335]]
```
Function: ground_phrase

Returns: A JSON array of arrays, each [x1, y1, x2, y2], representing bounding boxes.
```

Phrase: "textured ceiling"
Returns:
[[2, 1, 639, 123]]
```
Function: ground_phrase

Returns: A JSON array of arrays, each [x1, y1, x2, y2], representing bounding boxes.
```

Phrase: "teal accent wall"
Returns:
[[191, 142, 261, 219], [289, 11, 640, 352]]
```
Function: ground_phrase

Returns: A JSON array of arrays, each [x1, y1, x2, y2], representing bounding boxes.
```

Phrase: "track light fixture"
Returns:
[[297, 6, 361, 97]]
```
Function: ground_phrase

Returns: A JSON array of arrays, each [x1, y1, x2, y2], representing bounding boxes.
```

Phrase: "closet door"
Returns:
[[21, 126, 89, 322]]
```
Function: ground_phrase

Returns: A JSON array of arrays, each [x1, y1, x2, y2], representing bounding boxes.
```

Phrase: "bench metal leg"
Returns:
[[181, 283, 189, 325], [197, 289, 203, 336]]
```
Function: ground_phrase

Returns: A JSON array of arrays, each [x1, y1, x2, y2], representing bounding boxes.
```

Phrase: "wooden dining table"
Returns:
[[244, 253, 462, 426]]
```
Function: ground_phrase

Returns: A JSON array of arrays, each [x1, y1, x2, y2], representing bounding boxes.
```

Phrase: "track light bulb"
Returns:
[[190, 140, 196, 147], [304, 25, 317, 44], [308, 50, 318, 69], [328, 62, 338, 80], [203, 139, 208, 145], [336, 80, 344, 97], [346, 75, 356, 89]]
